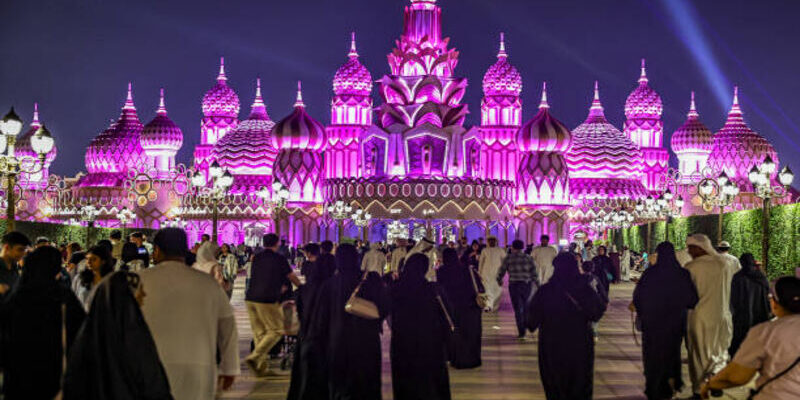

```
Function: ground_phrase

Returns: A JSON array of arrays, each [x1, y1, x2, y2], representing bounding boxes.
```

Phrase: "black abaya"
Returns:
[[437, 251, 482, 369], [527, 254, 606, 400], [632, 243, 699, 400], [729, 255, 771, 357]]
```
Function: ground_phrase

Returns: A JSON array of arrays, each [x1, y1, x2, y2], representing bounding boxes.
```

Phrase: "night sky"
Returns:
[[2, 0, 800, 179]]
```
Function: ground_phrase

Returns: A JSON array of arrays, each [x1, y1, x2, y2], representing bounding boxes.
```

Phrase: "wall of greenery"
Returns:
[[614, 203, 799, 279], [0, 220, 155, 248]]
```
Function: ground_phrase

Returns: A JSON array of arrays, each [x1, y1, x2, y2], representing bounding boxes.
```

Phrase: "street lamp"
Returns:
[[697, 171, 740, 244], [327, 200, 353, 241], [351, 208, 372, 241], [748, 156, 794, 272], [80, 204, 101, 247], [0, 108, 53, 231], [191, 161, 233, 244], [116, 207, 135, 239], [258, 181, 290, 235], [387, 220, 409, 244]]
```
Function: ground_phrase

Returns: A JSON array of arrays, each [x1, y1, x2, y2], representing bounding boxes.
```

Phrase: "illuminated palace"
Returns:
[[29, 0, 789, 246]]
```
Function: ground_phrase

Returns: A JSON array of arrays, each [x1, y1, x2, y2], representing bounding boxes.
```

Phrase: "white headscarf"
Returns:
[[193, 242, 219, 274], [686, 233, 718, 258]]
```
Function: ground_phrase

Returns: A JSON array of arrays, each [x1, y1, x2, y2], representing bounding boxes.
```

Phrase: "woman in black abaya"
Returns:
[[392, 253, 452, 400], [728, 252, 771, 357], [527, 252, 607, 400], [0, 246, 86, 400], [633, 242, 699, 400], [326, 243, 390, 400], [437, 247, 482, 369]]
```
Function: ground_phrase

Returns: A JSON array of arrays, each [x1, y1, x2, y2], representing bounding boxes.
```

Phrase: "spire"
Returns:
[[348, 32, 359, 59], [497, 32, 508, 59], [294, 81, 305, 108], [687, 91, 699, 118], [31, 102, 41, 129], [250, 78, 268, 118], [157, 88, 167, 116], [638, 58, 648, 84], [123, 82, 136, 110], [727, 85, 744, 123], [217, 56, 227, 82], [589, 81, 605, 117], [539, 82, 549, 109]]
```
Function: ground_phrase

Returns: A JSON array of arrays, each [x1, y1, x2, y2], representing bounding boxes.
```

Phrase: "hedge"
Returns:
[[0, 220, 155, 248], [614, 202, 799, 279]]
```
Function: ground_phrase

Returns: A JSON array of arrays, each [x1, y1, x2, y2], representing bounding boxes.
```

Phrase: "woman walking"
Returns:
[[729, 252, 771, 357], [437, 248, 482, 368], [73, 245, 115, 310]]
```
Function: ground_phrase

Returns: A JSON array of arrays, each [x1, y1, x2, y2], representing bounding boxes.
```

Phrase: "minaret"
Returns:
[[671, 91, 713, 183], [142, 88, 183, 176], [195, 57, 240, 176]]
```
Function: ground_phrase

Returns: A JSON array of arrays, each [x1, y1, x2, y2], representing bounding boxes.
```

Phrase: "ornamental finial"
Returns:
[[31, 102, 41, 128], [294, 81, 305, 108], [639, 58, 648, 84], [539, 82, 549, 109], [348, 32, 359, 59], [253, 78, 266, 108], [497, 32, 508, 59], [157, 88, 167, 116], [217, 56, 227, 82], [589, 81, 604, 116], [688, 91, 699, 118], [123, 82, 136, 110], [728, 85, 743, 118]]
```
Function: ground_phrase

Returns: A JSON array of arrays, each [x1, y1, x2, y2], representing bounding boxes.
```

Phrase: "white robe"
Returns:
[[479, 247, 506, 311], [685, 254, 738, 393], [720, 252, 742, 272], [620, 250, 631, 281], [531, 245, 558, 285], [361, 248, 386, 274], [390, 247, 407, 274], [139, 261, 240, 400]]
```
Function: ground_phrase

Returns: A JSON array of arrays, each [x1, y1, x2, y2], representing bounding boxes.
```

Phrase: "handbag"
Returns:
[[345, 272, 380, 320], [469, 268, 489, 309], [747, 355, 800, 400]]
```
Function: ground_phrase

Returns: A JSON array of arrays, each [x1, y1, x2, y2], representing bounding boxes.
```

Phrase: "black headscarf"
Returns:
[[335, 244, 361, 277], [441, 248, 460, 269], [654, 241, 681, 270], [63, 271, 173, 400], [738, 253, 769, 289], [400, 253, 429, 288], [18, 246, 62, 291], [551, 252, 582, 285]]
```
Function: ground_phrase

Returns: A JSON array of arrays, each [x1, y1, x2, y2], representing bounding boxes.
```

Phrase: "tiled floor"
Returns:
[[220, 280, 747, 400]]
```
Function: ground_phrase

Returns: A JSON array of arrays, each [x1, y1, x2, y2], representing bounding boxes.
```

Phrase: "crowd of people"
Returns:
[[0, 226, 798, 400]]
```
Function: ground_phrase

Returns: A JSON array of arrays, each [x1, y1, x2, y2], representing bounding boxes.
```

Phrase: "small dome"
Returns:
[[671, 92, 712, 153], [85, 83, 148, 174], [333, 33, 373, 96], [15, 103, 57, 166], [271, 82, 326, 151], [214, 78, 278, 175], [482, 33, 522, 97], [517, 83, 571, 153], [624, 59, 662, 119], [566, 82, 645, 181], [141, 89, 183, 154], [202, 57, 240, 118]]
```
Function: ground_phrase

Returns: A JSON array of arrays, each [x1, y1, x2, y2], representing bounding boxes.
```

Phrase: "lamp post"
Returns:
[[79, 204, 100, 247], [697, 171, 740, 245], [191, 161, 233, 244], [257, 182, 290, 236], [387, 220, 409, 244], [422, 208, 435, 237], [327, 200, 353, 242], [0, 108, 53, 231], [351, 208, 372, 242], [748, 156, 794, 272], [116, 207, 135, 239]]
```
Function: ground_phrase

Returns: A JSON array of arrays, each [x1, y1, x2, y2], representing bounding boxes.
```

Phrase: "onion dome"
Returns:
[[671, 91, 713, 153], [516, 82, 571, 152], [333, 32, 373, 96], [202, 57, 240, 118], [624, 59, 662, 119], [482, 33, 522, 97], [214, 78, 277, 175], [15, 103, 57, 166], [141, 89, 183, 155], [707, 86, 778, 186], [85, 83, 148, 174], [566, 81, 645, 180], [271, 82, 326, 150]]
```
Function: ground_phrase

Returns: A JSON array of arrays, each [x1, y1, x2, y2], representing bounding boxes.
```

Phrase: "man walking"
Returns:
[[717, 241, 742, 272], [245, 233, 302, 376], [0, 232, 31, 301], [479, 236, 506, 312], [138, 228, 239, 400], [531, 235, 558, 286], [497, 240, 537, 339], [129, 232, 150, 268]]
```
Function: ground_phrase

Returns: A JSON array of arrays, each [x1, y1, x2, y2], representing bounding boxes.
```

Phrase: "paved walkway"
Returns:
[[221, 280, 748, 399]]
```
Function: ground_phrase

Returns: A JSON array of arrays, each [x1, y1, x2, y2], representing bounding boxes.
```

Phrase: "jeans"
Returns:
[[509, 281, 532, 337]]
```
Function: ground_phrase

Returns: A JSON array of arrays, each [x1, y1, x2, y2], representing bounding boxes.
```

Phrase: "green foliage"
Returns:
[[0, 220, 155, 248]]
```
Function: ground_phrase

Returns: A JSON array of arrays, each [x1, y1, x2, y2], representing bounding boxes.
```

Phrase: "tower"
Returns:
[[194, 57, 240, 176], [671, 92, 712, 183], [141, 89, 183, 177]]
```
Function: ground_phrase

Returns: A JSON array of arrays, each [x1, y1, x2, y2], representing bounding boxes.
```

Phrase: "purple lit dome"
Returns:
[[214, 79, 277, 175], [271, 82, 326, 151], [482, 33, 522, 97], [333, 33, 373, 96], [15, 103, 57, 166], [706, 86, 778, 187], [85, 84, 148, 174], [566, 82, 645, 181], [517, 83, 571, 152], [671, 92, 712, 153], [202, 57, 240, 118], [624, 60, 662, 119], [141, 89, 183, 154]]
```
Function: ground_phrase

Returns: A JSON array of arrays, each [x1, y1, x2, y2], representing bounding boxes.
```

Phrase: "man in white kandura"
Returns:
[[479, 236, 506, 312], [684, 233, 738, 398], [717, 241, 743, 272], [531, 234, 558, 285]]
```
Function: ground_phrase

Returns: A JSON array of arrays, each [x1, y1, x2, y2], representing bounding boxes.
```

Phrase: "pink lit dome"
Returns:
[[566, 82, 645, 181], [202, 57, 240, 118], [214, 78, 277, 175], [671, 91, 712, 153], [141, 89, 183, 154], [624, 59, 662, 119], [271, 82, 326, 150], [333, 33, 373, 96], [15, 103, 57, 166], [85, 83, 148, 174], [517, 83, 571, 152], [482, 33, 522, 97], [706, 86, 779, 187]]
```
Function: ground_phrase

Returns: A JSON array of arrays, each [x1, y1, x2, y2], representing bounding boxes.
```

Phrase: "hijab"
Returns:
[[18, 246, 62, 291], [441, 248, 460, 269], [737, 252, 769, 289], [550, 252, 582, 285], [335, 243, 361, 277], [653, 242, 681, 270], [193, 242, 219, 274], [396, 253, 431, 299]]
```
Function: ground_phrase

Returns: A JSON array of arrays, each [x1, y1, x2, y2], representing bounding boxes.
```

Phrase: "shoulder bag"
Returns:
[[469, 268, 489, 309], [345, 272, 380, 320], [435, 294, 456, 333], [747, 355, 800, 400]]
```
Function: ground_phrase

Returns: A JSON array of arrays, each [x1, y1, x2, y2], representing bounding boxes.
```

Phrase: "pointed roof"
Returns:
[[671, 91, 712, 154], [482, 32, 522, 97], [202, 57, 240, 118], [271, 81, 326, 150], [624, 58, 663, 119], [333, 33, 373, 96], [517, 82, 571, 153], [248, 78, 270, 120], [539, 81, 549, 109], [587, 81, 605, 121], [142, 88, 183, 153]]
